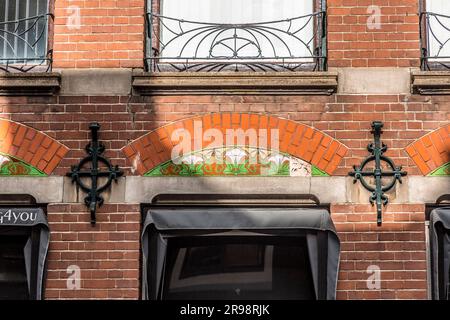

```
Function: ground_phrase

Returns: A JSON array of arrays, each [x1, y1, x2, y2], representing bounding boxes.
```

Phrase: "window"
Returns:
[[0, 0, 52, 72], [141, 206, 341, 300], [420, 0, 450, 70], [146, 0, 326, 72], [163, 236, 316, 300], [0, 203, 50, 300]]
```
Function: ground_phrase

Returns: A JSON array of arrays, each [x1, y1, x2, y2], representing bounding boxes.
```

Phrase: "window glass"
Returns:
[[163, 236, 316, 300], [0, 0, 49, 62], [156, 0, 316, 66], [161, 0, 313, 24], [426, 0, 450, 60]]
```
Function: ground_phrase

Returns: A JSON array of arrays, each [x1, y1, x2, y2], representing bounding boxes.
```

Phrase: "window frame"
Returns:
[[412, 1, 450, 95], [419, 0, 450, 71], [144, 0, 328, 73], [0, 0, 54, 73]]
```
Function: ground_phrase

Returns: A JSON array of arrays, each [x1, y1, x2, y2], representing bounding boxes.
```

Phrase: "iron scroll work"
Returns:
[[67, 123, 123, 225], [419, 9, 450, 70], [349, 122, 407, 226], [0, 13, 54, 73], [146, 4, 327, 72]]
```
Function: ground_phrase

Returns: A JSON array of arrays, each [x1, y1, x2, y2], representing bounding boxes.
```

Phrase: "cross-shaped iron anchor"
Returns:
[[67, 123, 123, 225], [349, 122, 407, 226]]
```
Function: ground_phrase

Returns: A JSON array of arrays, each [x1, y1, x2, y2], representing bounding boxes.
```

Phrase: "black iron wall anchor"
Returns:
[[349, 122, 407, 226], [67, 123, 124, 225]]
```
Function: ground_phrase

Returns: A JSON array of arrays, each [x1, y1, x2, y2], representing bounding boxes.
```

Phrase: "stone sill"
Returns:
[[132, 71, 338, 95], [0, 72, 61, 96], [411, 71, 450, 95], [0, 176, 447, 205]]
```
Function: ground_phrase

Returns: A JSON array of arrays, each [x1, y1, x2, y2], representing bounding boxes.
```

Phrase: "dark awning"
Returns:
[[0, 208, 50, 300], [430, 207, 450, 300], [142, 207, 340, 300]]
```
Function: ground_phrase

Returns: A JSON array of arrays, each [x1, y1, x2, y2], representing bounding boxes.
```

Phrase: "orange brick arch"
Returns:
[[0, 119, 69, 175], [405, 124, 450, 175], [122, 113, 349, 176]]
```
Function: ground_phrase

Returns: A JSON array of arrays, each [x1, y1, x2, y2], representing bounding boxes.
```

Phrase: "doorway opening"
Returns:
[[0, 194, 50, 300], [426, 194, 450, 300], [141, 194, 339, 300]]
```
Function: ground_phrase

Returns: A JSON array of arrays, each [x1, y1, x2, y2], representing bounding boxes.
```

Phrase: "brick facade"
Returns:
[[122, 113, 349, 175], [332, 203, 427, 299], [0, 118, 69, 174], [45, 204, 140, 299], [406, 124, 450, 175], [0, 0, 449, 300], [2, 94, 447, 177], [53, 0, 144, 68], [327, 0, 420, 68]]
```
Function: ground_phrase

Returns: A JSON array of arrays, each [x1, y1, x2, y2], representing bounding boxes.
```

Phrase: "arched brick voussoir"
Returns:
[[0, 119, 69, 175], [122, 113, 349, 176], [405, 124, 450, 175]]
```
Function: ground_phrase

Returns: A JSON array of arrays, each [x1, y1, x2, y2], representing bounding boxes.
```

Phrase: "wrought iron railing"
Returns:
[[0, 13, 53, 72], [420, 11, 450, 70], [145, 9, 327, 72]]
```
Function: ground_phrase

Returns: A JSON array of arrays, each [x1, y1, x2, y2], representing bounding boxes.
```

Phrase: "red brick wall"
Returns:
[[406, 124, 450, 175], [0, 118, 68, 175], [123, 112, 349, 176], [1, 94, 447, 177], [1, 93, 446, 300], [1, 0, 449, 301], [327, 0, 421, 67], [332, 203, 427, 299], [45, 204, 141, 299], [51, 0, 422, 69], [53, 0, 144, 68]]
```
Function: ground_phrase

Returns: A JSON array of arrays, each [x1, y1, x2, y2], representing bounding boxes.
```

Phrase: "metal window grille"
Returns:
[[420, 0, 450, 70], [145, 0, 327, 72], [0, 0, 53, 72]]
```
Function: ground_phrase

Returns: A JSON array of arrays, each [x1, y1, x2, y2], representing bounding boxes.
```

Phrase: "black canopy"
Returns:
[[430, 207, 450, 300], [142, 207, 340, 300], [0, 208, 50, 300]]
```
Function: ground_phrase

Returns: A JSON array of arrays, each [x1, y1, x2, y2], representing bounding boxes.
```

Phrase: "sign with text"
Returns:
[[0, 208, 44, 226]]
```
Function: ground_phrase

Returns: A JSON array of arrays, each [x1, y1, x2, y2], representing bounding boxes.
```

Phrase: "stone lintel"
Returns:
[[0, 72, 61, 96], [132, 71, 338, 95], [411, 71, 450, 95]]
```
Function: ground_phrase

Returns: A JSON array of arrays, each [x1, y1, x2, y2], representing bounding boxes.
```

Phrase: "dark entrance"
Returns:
[[141, 194, 340, 300], [163, 235, 316, 300], [0, 195, 50, 300], [0, 232, 32, 299], [428, 195, 450, 300]]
